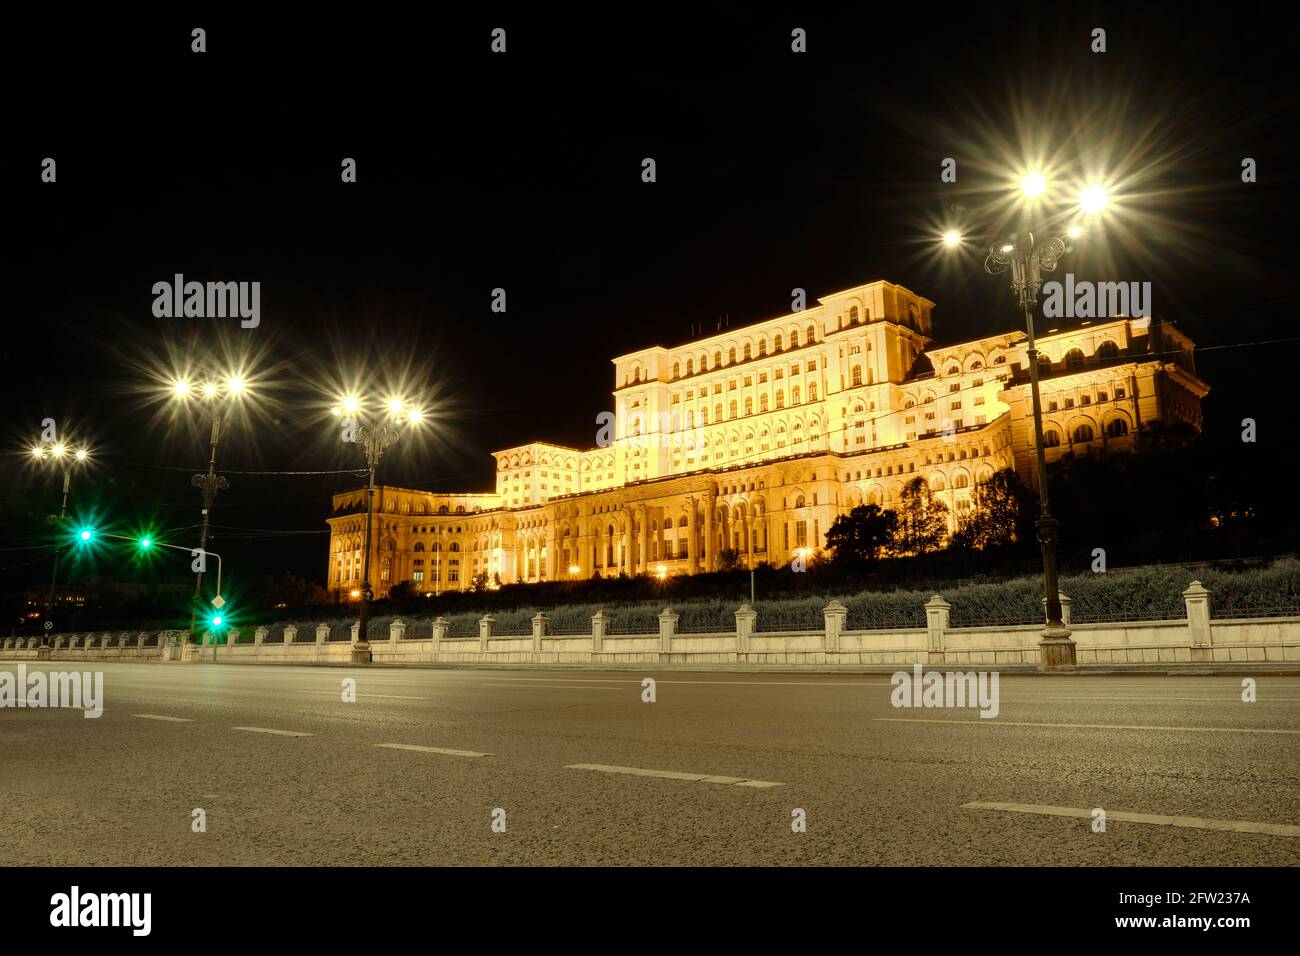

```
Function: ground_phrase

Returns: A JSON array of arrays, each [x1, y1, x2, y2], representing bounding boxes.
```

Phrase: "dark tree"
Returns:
[[893, 477, 948, 556], [950, 469, 1034, 552], [825, 504, 899, 569]]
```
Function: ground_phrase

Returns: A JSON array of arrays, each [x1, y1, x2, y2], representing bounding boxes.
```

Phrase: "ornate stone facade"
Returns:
[[326, 279, 1208, 597]]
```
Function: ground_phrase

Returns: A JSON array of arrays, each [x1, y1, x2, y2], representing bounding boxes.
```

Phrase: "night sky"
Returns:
[[3, 6, 1295, 594]]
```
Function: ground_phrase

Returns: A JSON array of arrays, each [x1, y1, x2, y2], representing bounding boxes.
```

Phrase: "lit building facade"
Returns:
[[326, 280, 1208, 597]]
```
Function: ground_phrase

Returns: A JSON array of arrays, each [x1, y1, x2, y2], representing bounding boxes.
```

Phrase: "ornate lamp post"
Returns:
[[947, 172, 1109, 671], [30, 441, 92, 656], [171, 374, 248, 639], [332, 395, 424, 664]]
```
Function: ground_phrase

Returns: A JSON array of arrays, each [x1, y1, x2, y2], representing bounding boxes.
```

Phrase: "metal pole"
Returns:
[[355, 455, 377, 662], [190, 411, 223, 639], [1021, 294, 1064, 629], [41, 468, 72, 649]]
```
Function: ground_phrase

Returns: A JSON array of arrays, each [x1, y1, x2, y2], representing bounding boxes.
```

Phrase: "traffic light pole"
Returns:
[[189, 412, 228, 640], [40, 467, 73, 656]]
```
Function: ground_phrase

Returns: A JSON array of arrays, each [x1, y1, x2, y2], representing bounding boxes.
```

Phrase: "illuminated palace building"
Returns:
[[326, 280, 1208, 597]]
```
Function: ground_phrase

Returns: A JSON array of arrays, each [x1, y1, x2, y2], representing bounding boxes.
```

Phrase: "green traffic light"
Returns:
[[139, 537, 152, 549], [78, 528, 93, 542], [211, 614, 224, 627]]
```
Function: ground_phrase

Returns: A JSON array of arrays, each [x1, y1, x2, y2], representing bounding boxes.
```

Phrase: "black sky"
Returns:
[[3, 4, 1296, 591]]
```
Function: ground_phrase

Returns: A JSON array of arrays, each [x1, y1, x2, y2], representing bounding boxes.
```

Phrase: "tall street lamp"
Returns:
[[171, 373, 248, 638], [30, 440, 92, 657], [946, 173, 1109, 671], [331, 394, 425, 664]]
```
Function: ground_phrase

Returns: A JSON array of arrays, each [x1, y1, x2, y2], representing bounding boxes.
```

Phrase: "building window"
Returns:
[[1043, 430, 1061, 448], [1106, 418, 1129, 437], [1072, 424, 1095, 443]]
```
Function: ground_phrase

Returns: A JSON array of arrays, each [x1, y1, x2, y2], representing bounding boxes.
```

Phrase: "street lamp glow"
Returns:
[[51, 444, 66, 458], [74, 448, 88, 462], [1080, 184, 1109, 215], [1067, 225, 1083, 239], [225, 376, 246, 395], [404, 407, 425, 425], [1000, 243, 1014, 253], [655, 564, 668, 581], [339, 396, 360, 416], [172, 379, 191, 399], [31, 445, 46, 459], [568, 564, 581, 576], [79, 529, 92, 542], [201, 383, 218, 399], [1019, 171, 1047, 198], [387, 398, 406, 418], [942, 230, 961, 247]]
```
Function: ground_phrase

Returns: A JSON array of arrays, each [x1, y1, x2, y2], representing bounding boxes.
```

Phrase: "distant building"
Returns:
[[326, 279, 1208, 597]]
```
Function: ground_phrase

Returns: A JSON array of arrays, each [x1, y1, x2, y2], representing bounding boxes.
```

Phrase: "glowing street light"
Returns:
[[332, 390, 426, 663], [1067, 225, 1083, 239], [942, 230, 962, 247], [29, 435, 94, 654], [1019, 171, 1047, 198], [1080, 184, 1109, 215], [168, 364, 254, 638]]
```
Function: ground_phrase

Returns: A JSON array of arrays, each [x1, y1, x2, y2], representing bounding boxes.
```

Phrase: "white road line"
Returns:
[[566, 763, 784, 788], [1035, 696, 1300, 702], [295, 691, 429, 700], [875, 718, 1300, 735], [962, 801, 1300, 837], [132, 714, 193, 722], [374, 743, 492, 758], [466, 683, 621, 691], [231, 726, 314, 737]]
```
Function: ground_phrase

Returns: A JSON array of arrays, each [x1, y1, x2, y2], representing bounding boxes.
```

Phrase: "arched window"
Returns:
[[1064, 348, 1085, 370], [728, 347, 736, 364], [1042, 429, 1061, 448], [438, 505, 449, 514], [849, 305, 860, 324], [1073, 424, 1095, 443], [413, 541, 425, 552], [1106, 418, 1129, 437], [743, 343, 751, 360], [931, 475, 946, 491], [760, 393, 769, 412], [947, 365, 960, 376], [758, 339, 767, 357], [450, 542, 461, 552], [1097, 341, 1120, 361], [792, 386, 800, 404], [790, 331, 800, 348], [774, 333, 783, 351], [728, 400, 737, 419], [715, 403, 723, 421], [775, 389, 785, 409], [809, 383, 818, 401], [1037, 355, 1052, 372], [807, 324, 816, 342], [685, 358, 694, 375], [714, 350, 722, 368], [672, 362, 679, 379], [954, 474, 969, 489], [744, 397, 753, 415]]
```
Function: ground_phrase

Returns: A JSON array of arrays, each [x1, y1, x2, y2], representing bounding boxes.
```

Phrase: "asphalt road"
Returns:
[[2, 661, 1297, 866]]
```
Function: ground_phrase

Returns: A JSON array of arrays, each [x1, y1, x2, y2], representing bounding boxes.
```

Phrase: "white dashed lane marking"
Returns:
[[295, 691, 429, 700], [374, 743, 493, 758], [963, 801, 1300, 837], [566, 763, 784, 788], [875, 718, 1300, 735], [231, 726, 314, 737]]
